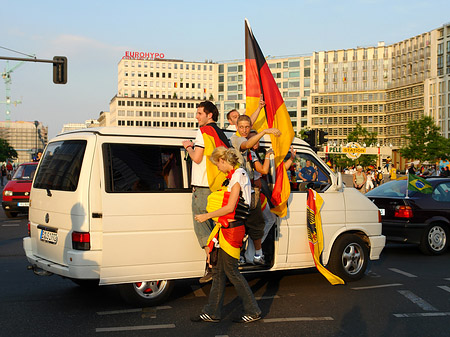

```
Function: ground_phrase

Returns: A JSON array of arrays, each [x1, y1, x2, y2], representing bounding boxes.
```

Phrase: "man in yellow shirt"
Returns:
[[389, 165, 397, 180]]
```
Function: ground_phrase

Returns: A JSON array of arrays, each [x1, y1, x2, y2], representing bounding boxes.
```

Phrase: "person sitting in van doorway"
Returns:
[[182, 101, 230, 284], [192, 146, 262, 324], [231, 115, 281, 265]]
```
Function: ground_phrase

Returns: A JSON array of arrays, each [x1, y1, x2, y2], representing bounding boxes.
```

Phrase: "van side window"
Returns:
[[103, 144, 185, 193], [33, 140, 86, 191], [286, 152, 331, 193]]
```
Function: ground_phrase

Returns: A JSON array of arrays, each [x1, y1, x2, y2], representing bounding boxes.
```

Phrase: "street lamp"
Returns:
[[34, 121, 39, 160]]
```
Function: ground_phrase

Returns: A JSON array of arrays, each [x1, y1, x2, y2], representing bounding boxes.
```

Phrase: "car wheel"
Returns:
[[328, 234, 369, 282], [4, 211, 18, 218], [119, 280, 174, 306], [419, 223, 448, 255]]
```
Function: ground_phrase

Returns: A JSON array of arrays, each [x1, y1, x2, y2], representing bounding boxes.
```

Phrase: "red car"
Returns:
[[2, 162, 38, 218]]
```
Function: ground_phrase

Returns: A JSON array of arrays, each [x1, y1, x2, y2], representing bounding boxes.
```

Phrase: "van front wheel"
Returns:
[[328, 234, 368, 282], [119, 280, 174, 306]]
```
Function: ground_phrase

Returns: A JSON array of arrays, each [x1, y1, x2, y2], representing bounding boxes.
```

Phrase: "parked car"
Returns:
[[2, 162, 38, 218], [366, 178, 450, 255]]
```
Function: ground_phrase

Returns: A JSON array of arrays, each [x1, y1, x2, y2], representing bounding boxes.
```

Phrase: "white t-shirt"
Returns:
[[191, 129, 208, 187], [229, 168, 251, 206]]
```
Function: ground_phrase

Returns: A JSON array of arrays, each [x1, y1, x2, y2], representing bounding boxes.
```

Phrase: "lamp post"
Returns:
[[34, 121, 39, 160]]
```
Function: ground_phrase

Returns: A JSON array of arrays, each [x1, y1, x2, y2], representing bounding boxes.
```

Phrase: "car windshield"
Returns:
[[366, 179, 416, 198], [12, 164, 37, 181]]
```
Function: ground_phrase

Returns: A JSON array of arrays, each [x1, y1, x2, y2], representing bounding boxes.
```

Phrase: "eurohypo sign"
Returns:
[[122, 51, 165, 60]]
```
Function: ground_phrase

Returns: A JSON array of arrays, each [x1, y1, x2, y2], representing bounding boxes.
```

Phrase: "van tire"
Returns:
[[327, 234, 368, 282], [119, 280, 174, 306], [4, 211, 18, 218]]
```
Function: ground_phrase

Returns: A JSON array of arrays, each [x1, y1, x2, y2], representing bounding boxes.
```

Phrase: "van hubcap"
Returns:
[[133, 280, 168, 299], [342, 243, 364, 275]]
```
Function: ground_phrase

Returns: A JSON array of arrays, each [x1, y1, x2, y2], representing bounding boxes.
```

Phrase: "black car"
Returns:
[[366, 178, 450, 255]]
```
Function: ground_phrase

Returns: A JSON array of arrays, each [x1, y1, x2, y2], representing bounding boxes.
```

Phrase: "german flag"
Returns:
[[200, 123, 230, 191], [245, 19, 294, 217], [307, 189, 345, 285]]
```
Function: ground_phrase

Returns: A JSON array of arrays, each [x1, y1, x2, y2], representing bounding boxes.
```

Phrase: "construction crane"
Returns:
[[1, 60, 24, 122]]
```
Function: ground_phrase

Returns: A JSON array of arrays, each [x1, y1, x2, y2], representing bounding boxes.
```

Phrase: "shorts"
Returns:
[[245, 197, 265, 241]]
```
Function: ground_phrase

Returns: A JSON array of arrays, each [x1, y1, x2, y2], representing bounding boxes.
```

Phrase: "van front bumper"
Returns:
[[23, 237, 100, 280], [369, 235, 386, 260]]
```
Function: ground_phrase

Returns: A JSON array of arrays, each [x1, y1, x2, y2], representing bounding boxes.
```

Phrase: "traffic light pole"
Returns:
[[0, 56, 67, 84]]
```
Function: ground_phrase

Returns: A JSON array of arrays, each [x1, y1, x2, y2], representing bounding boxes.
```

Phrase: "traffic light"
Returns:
[[318, 130, 329, 145], [303, 129, 317, 147], [53, 56, 67, 84]]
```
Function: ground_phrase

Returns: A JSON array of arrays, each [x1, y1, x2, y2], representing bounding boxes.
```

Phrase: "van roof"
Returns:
[[57, 126, 310, 147]]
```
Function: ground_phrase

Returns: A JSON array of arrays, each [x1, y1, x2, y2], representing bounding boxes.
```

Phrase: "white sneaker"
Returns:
[[238, 256, 246, 265], [253, 255, 265, 265]]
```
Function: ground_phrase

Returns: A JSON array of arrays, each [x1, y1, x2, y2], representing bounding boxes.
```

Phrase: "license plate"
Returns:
[[18, 202, 29, 207], [40, 229, 58, 244], [379, 208, 385, 216]]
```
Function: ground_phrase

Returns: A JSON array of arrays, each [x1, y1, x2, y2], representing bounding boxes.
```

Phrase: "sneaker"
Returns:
[[191, 312, 220, 323], [238, 255, 246, 265], [233, 314, 261, 323], [253, 255, 265, 265], [199, 269, 213, 283]]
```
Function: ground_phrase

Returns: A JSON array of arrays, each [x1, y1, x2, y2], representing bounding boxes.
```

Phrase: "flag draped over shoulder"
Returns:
[[200, 123, 230, 191], [408, 173, 432, 194], [245, 19, 295, 218], [306, 189, 345, 285]]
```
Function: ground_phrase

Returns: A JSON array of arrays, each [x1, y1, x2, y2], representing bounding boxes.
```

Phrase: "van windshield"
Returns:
[[33, 140, 86, 191]]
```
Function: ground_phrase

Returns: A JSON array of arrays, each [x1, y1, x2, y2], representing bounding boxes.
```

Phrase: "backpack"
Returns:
[[377, 172, 383, 181]]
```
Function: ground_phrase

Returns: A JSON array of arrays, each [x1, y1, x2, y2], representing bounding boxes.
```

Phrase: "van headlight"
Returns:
[[3, 190, 13, 196]]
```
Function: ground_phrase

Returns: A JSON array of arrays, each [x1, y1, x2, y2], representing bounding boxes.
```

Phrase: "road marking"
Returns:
[[394, 312, 450, 318], [96, 324, 175, 332], [438, 285, 450, 293], [445, 278, 450, 281], [389, 268, 417, 278], [191, 285, 207, 297], [351, 283, 403, 290], [255, 295, 280, 300], [97, 306, 171, 315], [263, 317, 334, 323], [398, 290, 438, 311], [2, 224, 19, 227]]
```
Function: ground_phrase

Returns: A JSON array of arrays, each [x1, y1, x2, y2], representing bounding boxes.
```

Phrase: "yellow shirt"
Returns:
[[390, 168, 397, 180]]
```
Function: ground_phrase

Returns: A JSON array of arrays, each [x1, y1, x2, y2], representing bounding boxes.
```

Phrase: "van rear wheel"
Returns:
[[119, 280, 174, 306], [327, 234, 368, 282]]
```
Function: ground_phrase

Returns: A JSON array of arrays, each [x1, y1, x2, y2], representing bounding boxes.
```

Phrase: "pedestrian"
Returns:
[[353, 165, 366, 193], [192, 146, 262, 324], [389, 165, 397, 180], [1, 164, 6, 186], [182, 101, 230, 283], [408, 163, 416, 175], [375, 166, 383, 186], [365, 169, 375, 192]]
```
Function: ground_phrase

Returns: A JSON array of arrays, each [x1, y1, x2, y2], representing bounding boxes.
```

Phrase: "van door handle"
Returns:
[[92, 213, 102, 218]]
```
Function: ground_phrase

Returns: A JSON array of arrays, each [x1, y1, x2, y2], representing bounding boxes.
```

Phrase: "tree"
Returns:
[[0, 139, 17, 162], [399, 116, 450, 162], [329, 124, 378, 169]]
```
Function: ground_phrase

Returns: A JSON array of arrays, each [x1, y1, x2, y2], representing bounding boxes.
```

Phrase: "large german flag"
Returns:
[[245, 19, 295, 217], [200, 123, 230, 191]]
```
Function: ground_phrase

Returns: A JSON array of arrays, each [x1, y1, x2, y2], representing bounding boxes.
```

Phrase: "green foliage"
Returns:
[[399, 116, 450, 161], [347, 123, 378, 147], [0, 139, 17, 162]]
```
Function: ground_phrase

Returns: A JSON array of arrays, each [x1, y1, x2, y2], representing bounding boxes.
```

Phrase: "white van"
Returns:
[[23, 127, 385, 306]]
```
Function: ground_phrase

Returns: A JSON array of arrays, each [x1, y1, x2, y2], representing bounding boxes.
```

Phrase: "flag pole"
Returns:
[[405, 171, 409, 199]]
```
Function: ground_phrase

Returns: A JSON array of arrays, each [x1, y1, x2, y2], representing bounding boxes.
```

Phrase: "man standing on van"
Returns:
[[182, 101, 230, 283]]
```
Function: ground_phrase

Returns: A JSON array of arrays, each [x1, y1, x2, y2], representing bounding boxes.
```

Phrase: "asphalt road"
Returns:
[[1, 211, 449, 337]]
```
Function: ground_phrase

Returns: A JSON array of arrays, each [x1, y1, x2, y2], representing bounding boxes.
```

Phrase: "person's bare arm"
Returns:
[[239, 128, 281, 151], [249, 95, 265, 126], [182, 140, 204, 164]]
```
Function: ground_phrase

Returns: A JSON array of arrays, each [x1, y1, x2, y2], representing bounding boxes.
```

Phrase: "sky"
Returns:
[[1, 0, 450, 139]]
